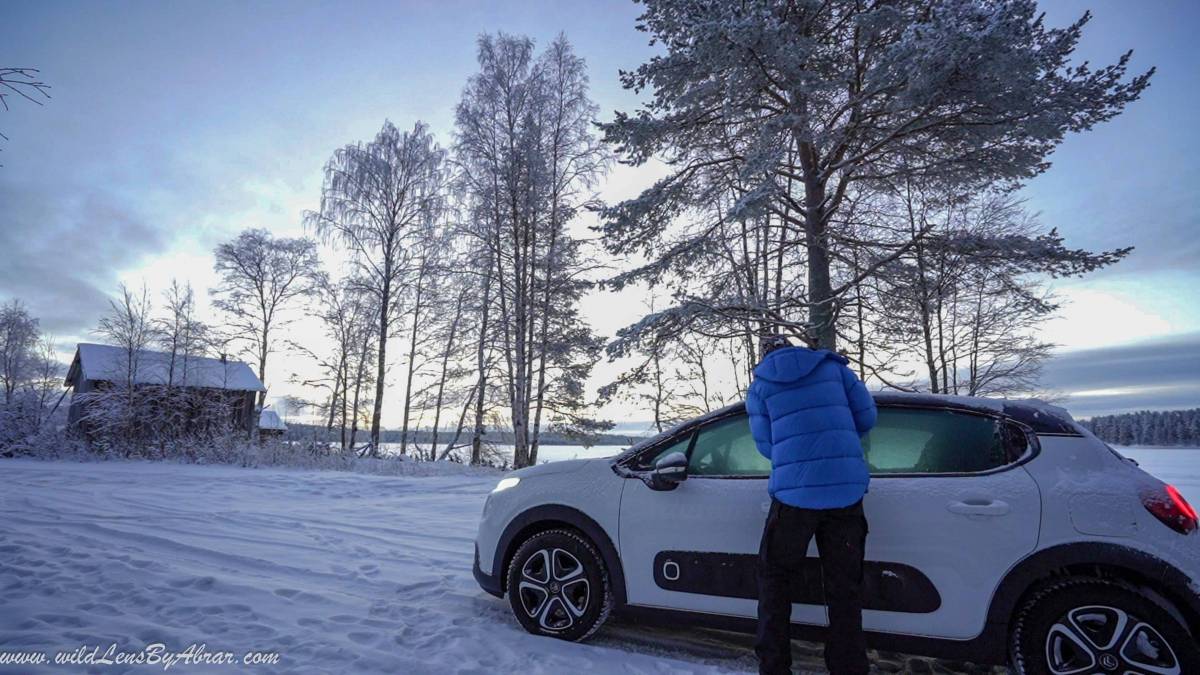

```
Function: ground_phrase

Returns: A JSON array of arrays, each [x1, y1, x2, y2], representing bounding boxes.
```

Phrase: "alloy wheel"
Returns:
[[516, 547, 591, 632], [1045, 604, 1180, 675]]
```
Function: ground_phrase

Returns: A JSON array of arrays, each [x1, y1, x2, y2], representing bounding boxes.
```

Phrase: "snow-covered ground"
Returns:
[[0, 460, 782, 674], [4, 450, 1196, 674]]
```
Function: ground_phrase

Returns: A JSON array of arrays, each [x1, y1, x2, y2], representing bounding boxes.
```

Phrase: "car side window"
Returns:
[[687, 415, 770, 477], [863, 408, 1008, 475], [634, 434, 693, 471]]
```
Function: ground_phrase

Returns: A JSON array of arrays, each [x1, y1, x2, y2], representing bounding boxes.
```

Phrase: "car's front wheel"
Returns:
[[1011, 577, 1199, 675], [505, 528, 611, 641]]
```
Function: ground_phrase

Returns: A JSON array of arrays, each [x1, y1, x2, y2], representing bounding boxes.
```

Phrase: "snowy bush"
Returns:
[[3, 421, 503, 478]]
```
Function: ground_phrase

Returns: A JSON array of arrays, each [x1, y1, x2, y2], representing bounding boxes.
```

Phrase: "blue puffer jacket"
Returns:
[[745, 347, 877, 509]]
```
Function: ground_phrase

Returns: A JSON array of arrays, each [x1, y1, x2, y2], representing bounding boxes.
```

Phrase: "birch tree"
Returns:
[[454, 33, 608, 468], [158, 280, 211, 388], [307, 121, 447, 455], [81, 284, 156, 446], [868, 191, 1128, 395], [0, 303, 62, 450], [396, 222, 450, 456], [0, 299, 39, 405], [212, 229, 321, 411], [291, 276, 376, 452]]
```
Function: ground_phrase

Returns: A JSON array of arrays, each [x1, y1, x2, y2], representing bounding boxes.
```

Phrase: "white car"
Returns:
[[473, 393, 1199, 673]]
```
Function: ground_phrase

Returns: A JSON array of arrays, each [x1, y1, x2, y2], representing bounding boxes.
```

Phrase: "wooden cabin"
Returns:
[[65, 343, 266, 436]]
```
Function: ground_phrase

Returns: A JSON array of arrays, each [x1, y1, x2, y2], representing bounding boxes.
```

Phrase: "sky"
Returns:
[[1, 0, 1197, 430]]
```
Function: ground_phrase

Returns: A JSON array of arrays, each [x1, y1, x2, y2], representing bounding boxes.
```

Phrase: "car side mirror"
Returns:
[[647, 451, 688, 491]]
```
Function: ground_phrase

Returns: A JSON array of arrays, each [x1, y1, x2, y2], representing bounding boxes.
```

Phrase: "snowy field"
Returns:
[[0, 460, 782, 674], [2, 449, 1195, 674], [1114, 446, 1200, 504]]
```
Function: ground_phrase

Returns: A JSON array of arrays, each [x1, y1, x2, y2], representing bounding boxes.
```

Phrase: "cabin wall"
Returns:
[[66, 378, 95, 430], [67, 381, 261, 439]]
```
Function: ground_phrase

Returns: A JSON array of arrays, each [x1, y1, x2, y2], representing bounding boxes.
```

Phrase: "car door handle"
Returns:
[[947, 499, 1010, 517]]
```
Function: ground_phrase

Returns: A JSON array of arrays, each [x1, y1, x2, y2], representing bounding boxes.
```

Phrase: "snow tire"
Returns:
[[1010, 576, 1199, 675], [505, 528, 612, 642]]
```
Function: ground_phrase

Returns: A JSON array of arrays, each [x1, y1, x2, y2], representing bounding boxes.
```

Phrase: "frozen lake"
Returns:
[[379, 442, 629, 466], [1115, 446, 1200, 505]]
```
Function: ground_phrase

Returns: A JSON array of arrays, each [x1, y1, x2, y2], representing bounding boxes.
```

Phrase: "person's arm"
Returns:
[[745, 384, 773, 460], [841, 365, 878, 436]]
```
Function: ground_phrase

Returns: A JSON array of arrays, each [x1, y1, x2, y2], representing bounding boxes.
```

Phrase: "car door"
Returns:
[[857, 405, 1041, 640], [618, 405, 1041, 641], [618, 412, 828, 625]]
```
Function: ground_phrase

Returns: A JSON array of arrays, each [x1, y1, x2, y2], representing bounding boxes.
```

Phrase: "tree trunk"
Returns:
[[256, 327, 269, 410], [529, 224, 559, 467], [471, 254, 493, 466], [327, 353, 345, 432], [438, 380, 478, 461], [804, 183, 837, 350], [399, 262, 427, 457], [653, 347, 664, 433], [430, 289, 465, 461], [349, 330, 370, 453], [370, 272, 390, 457], [339, 356, 349, 451]]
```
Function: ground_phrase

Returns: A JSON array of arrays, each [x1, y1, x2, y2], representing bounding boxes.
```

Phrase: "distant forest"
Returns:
[[1081, 408, 1200, 447]]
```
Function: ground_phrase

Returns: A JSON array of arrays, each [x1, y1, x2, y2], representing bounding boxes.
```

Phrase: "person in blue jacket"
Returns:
[[746, 335, 877, 675]]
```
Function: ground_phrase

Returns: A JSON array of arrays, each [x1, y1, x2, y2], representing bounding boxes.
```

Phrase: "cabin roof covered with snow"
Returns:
[[66, 343, 266, 392], [258, 408, 287, 431]]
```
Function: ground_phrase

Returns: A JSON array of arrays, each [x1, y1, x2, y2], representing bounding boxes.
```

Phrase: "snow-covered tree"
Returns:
[[0, 301, 64, 451], [855, 189, 1129, 396], [454, 33, 609, 468], [157, 280, 212, 388], [600, 0, 1154, 351], [0, 299, 39, 405], [290, 276, 377, 453], [1083, 409, 1200, 447], [307, 121, 447, 455], [212, 229, 322, 413]]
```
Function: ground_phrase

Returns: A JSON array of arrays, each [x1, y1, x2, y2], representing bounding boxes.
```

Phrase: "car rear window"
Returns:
[[864, 408, 1008, 474]]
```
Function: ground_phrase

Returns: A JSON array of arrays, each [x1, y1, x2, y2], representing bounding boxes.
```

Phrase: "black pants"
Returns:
[[756, 498, 868, 675]]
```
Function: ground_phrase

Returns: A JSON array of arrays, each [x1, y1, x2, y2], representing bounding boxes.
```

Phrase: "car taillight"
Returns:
[[1142, 484, 1198, 535]]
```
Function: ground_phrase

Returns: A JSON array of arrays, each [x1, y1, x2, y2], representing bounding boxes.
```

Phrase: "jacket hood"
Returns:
[[753, 347, 847, 383]]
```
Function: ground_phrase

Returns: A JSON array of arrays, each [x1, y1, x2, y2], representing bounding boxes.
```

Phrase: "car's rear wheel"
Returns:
[[1011, 577, 1199, 675], [505, 528, 611, 641]]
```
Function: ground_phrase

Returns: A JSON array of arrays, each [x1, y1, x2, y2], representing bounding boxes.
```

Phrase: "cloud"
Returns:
[[0, 183, 166, 336], [1042, 333, 1200, 418]]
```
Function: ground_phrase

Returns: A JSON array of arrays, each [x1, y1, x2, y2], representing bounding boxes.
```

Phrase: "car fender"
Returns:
[[492, 503, 628, 607], [986, 541, 1200, 637]]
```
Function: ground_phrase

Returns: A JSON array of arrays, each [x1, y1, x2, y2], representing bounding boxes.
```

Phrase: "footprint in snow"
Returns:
[[274, 588, 330, 604], [168, 575, 216, 590], [347, 631, 378, 645], [33, 613, 86, 628], [77, 602, 123, 616]]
